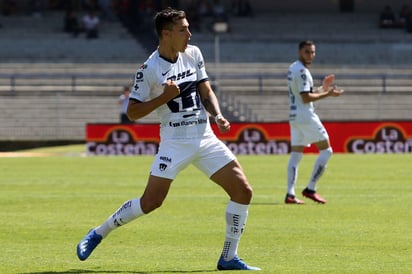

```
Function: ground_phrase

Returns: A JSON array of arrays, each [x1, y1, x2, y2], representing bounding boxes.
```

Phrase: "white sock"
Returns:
[[94, 198, 144, 238], [287, 152, 303, 196], [221, 201, 249, 261], [307, 148, 333, 191]]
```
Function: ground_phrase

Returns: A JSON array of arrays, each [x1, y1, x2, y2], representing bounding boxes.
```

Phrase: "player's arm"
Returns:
[[301, 85, 344, 104], [319, 74, 335, 91], [127, 80, 180, 121], [301, 73, 343, 103], [198, 80, 230, 133]]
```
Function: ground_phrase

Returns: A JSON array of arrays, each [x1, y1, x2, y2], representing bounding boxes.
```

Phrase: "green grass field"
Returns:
[[0, 146, 411, 273]]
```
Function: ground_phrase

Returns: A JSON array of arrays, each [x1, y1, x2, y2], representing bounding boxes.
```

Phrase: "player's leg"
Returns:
[[77, 138, 185, 261], [302, 139, 332, 204], [298, 119, 331, 204], [285, 145, 305, 204], [211, 160, 260, 270], [77, 175, 173, 261], [194, 138, 260, 270], [95, 175, 173, 237], [285, 123, 305, 204], [309, 139, 333, 189]]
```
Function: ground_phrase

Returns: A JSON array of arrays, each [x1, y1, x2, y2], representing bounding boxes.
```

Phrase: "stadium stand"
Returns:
[[0, 11, 147, 62], [0, 8, 412, 142], [191, 12, 412, 64]]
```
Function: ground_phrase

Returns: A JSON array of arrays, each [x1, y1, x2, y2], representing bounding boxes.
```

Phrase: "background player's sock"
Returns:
[[287, 152, 303, 196], [307, 148, 332, 190]]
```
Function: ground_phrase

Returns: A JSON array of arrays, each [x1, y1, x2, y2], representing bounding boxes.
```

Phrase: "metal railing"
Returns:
[[0, 73, 133, 94], [2, 72, 412, 95]]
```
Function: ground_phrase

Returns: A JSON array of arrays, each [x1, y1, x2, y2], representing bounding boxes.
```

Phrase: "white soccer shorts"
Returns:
[[150, 135, 235, 179], [290, 118, 329, 147]]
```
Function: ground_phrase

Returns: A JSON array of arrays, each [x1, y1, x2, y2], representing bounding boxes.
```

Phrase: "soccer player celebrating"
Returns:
[[76, 7, 260, 271], [284, 40, 344, 204]]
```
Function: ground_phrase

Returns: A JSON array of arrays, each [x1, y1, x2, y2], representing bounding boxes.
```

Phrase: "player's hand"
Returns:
[[215, 115, 230, 133], [328, 85, 344, 97], [322, 74, 335, 90], [162, 80, 180, 101]]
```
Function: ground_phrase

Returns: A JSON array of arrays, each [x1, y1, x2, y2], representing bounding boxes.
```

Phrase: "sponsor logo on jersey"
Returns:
[[169, 118, 207, 128], [160, 156, 172, 162], [133, 71, 144, 90], [135, 71, 144, 82], [167, 69, 195, 81]]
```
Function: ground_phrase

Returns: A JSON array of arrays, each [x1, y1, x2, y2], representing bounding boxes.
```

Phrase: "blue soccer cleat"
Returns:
[[77, 229, 102, 261], [217, 255, 261, 271]]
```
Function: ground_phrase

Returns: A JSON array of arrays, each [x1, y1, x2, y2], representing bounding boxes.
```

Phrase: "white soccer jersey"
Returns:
[[287, 60, 317, 123], [130, 45, 214, 139]]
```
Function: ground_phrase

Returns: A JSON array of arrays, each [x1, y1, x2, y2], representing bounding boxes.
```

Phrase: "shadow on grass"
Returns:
[[21, 269, 216, 274]]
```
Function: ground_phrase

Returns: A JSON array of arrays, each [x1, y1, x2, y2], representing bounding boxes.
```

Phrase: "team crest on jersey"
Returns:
[[159, 163, 167, 171]]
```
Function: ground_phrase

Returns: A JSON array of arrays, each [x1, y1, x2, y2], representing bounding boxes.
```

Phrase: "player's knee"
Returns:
[[140, 197, 164, 214], [322, 147, 333, 157], [233, 182, 253, 204], [244, 184, 253, 201], [319, 147, 333, 164]]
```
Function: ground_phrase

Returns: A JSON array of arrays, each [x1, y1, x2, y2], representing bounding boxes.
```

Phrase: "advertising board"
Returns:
[[85, 121, 412, 155]]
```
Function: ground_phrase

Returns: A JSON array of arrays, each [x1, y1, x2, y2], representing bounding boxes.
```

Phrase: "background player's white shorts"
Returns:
[[290, 118, 329, 147], [150, 135, 235, 179]]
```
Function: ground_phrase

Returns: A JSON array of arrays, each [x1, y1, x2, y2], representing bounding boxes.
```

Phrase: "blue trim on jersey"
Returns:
[[198, 78, 209, 84], [129, 98, 142, 103], [159, 54, 178, 64]]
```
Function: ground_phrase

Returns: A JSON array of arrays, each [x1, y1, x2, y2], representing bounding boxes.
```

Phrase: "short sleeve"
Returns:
[[129, 63, 151, 102], [191, 45, 208, 82], [297, 68, 312, 93]]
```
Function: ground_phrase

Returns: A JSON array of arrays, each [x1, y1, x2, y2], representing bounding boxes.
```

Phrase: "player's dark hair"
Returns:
[[299, 40, 315, 49], [154, 7, 186, 37]]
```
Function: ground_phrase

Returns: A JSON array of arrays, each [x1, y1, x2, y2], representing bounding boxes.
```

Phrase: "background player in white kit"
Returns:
[[285, 40, 344, 204], [77, 7, 260, 271]]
